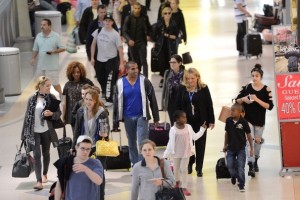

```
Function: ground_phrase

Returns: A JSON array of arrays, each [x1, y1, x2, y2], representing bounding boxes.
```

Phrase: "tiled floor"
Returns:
[[0, 0, 299, 199]]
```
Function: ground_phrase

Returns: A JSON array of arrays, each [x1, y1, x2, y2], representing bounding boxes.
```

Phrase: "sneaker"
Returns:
[[238, 186, 245, 192], [231, 177, 236, 185], [248, 162, 255, 177], [104, 102, 113, 107], [182, 188, 191, 196]]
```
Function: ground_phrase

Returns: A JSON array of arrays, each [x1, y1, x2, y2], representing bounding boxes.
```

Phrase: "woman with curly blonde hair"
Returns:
[[176, 67, 215, 177], [62, 61, 94, 132]]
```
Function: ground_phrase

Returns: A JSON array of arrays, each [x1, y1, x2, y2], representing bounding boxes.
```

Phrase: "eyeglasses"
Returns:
[[79, 147, 92, 152], [169, 61, 177, 64], [164, 12, 171, 15]]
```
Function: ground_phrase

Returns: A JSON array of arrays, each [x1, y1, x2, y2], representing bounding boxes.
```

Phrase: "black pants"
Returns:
[[129, 43, 148, 77], [188, 131, 207, 172], [236, 21, 246, 53], [95, 57, 119, 102], [33, 130, 51, 182]]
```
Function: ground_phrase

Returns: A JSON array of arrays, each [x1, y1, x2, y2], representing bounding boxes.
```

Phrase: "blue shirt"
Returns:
[[123, 76, 143, 117], [66, 158, 103, 200]]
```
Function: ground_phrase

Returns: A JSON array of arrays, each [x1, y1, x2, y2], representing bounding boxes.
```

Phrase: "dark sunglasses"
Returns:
[[164, 12, 171, 15]]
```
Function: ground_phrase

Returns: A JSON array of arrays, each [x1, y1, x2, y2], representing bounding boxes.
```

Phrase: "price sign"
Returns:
[[276, 74, 300, 121]]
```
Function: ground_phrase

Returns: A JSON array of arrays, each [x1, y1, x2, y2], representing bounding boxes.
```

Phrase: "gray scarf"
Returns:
[[83, 107, 104, 145]]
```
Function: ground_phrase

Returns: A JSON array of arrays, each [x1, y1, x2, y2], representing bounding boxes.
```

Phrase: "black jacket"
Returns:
[[171, 9, 187, 43], [79, 6, 95, 44], [121, 4, 147, 33], [152, 19, 178, 57], [122, 14, 152, 45], [176, 85, 215, 131]]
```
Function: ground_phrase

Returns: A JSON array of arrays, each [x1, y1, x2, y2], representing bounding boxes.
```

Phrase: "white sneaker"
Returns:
[[104, 102, 113, 107]]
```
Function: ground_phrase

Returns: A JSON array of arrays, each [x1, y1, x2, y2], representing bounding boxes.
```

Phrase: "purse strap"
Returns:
[[159, 158, 165, 179]]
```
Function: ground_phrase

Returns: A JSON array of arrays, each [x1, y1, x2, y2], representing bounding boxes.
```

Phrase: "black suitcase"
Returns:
[[149, 111, 170, 147], [151, 47, 160, 72], [244, 20, 262, 59], [216, 157, 231, 179], [104, 131, 131, 170], [57, 126, 72, 158], [57, 2, 71, 25]]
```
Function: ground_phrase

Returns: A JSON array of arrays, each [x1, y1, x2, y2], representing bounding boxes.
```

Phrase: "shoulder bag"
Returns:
[[12, 140, 35, 178], [155, 159, 186, 200]]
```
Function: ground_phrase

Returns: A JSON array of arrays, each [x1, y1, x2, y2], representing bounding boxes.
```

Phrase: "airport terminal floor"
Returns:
[[0, 0, 300, 199]]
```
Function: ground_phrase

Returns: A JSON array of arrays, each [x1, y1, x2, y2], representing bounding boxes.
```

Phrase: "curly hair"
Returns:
[[66, 61, 87, 81]]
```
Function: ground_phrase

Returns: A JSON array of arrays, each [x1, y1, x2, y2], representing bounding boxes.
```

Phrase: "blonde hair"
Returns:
[[161, 6, 172, 17], [182, 68, 206, 89], [34, 76, 50, 90]]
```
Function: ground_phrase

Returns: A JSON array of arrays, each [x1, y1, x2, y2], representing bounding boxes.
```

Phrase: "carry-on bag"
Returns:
[[148, 111, 170, 147], [244, 19, 262, 59], [104, 130, 131, 170], [216, 153, 231, 179], [151, 47, 160, 72], [57, 126, 72, 158], [12, 140, 35, 178]]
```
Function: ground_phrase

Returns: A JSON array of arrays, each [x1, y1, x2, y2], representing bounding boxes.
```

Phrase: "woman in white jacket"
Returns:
[[163, 110, 206, 196]]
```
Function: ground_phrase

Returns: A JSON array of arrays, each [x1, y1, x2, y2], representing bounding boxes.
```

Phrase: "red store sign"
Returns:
[[276, 74, 300, 121]]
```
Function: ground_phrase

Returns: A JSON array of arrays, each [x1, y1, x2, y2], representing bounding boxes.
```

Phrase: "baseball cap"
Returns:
[[76, 135, 93, 145], [104, 14, 114, 20]]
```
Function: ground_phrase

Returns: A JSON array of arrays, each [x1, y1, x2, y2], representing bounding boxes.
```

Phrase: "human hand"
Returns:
[[43, 110, 53, 117], [246, 12, 252, 17], [99, 132, 108, 137], [91, 58, 95, 66], [154, 121, 159, 128], [249, 94, 258, 102], [128, 40, 135, 47], [201, 121, 207, 129], [151, 179, 163, 186], [223, 146, 227, 152], [146, 36, 151, 41], [73, 163, 87, 173], [209, 123, 215, 130], [242, 96, 252, 104], [30, 58, 36, 66]]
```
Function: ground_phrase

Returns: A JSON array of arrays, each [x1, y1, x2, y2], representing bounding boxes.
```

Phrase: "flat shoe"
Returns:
[[33, 186, 43, 191]]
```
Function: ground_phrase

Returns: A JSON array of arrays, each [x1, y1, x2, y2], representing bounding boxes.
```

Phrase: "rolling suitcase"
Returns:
[[148, 111, 170, 147], [57, 126, 72, 158], [104, 131, 131, 170], [151, 47, 160, 72], [244, 20, 262, 59], [216, 154, 231, 179]]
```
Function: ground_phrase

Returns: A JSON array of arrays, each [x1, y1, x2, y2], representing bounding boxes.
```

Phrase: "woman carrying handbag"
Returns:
[[21, 76, 61, 190]]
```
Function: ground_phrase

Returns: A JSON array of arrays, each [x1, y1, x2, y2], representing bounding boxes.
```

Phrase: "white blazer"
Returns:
[[163, 124, 206, 158]]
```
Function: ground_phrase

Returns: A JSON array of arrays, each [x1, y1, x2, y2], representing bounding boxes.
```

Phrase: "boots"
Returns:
[[248, 162, 255, 177], [254, 157, 259, 172], [175, 181, 180, 188]]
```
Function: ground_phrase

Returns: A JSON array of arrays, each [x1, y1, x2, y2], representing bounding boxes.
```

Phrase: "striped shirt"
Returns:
[[234, 0, 247, 23]]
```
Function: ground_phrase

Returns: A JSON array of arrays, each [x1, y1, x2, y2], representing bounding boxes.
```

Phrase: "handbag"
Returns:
[[218, 106, 231, 123], [155, 159, 186, 200], [12, 140, 35, 178], [66, 28, 77, 53], [52, 118, 65, 129], [96, 138, 120, 157], [182, 52, 193, 64]]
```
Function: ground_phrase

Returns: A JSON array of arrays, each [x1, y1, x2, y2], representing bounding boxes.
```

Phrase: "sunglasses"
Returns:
[[164, 12, 171, 15]]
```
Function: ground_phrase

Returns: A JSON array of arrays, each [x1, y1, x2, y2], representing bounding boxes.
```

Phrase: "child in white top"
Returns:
[[163, 110, 207, 196]]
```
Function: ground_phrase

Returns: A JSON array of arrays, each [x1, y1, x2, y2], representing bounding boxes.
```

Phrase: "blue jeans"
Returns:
[[226, 149, 246, 187], [124, 116, 149, 165], [246, 123, 265, 163]]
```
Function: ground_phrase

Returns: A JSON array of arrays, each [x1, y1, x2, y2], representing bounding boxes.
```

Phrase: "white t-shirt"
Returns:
[[34, 98, 49, 133], [233, 0, 247, 23], [92, 28, 122, 62]]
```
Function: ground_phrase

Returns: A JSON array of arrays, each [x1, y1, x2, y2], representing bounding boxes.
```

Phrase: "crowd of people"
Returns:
[[19, 0, 274, 199]]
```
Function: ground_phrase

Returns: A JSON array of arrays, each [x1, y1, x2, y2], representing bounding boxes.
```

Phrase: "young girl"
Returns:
[[163, 110, 207, 196]]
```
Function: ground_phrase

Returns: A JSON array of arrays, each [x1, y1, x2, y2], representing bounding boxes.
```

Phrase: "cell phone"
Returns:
[[46, 51, 51, 55]]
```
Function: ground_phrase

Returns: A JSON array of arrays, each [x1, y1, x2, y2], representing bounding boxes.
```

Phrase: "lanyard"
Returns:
[[189, 92, 194, 102]]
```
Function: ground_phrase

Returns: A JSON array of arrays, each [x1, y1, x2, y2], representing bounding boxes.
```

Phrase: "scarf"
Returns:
[[23, 91, 50, 147], [168, 69, 184, 97], [83, 106, 104, 144]]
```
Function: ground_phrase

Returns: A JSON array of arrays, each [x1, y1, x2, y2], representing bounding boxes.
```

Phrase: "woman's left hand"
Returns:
[[43, 110, 53, 117], [249, 94, 258, 102], [209, 123, 215, 130], [152, 179, 163, 186]]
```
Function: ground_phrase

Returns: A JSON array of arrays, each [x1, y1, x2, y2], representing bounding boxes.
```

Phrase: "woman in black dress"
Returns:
[[153, 5, 179, 88], [176, 68, 215, 177]]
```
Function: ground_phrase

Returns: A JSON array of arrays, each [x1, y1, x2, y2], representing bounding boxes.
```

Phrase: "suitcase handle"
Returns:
[[111, 129, 123, 147]]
